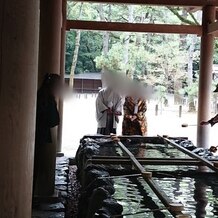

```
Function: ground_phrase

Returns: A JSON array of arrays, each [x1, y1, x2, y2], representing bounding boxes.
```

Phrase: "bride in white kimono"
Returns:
[[96, 86, 123, 135]]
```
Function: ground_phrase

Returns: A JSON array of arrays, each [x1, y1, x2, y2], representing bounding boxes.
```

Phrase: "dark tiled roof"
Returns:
[[65, 73, 101, 80]]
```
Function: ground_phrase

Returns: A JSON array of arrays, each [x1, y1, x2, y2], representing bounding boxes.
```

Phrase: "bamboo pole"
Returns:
[[116, 140, 186, 217], [90, 158, 205, 165], [117, 141, 152, 177], [93, 156, 196, 160], [82, 134, 188, 141], [159, 135, 218, 173]]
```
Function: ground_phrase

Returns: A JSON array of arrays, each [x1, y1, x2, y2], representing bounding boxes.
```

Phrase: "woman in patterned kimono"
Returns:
[[122, 95, 147, 136]]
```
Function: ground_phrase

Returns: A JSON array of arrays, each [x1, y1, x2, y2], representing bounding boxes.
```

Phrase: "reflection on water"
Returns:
[[194, 180, 208, 218], [99, 143, 192, 159], [113, 177, 173, 218], [119, 143, 197, 171], [113, 176, 218, 218], [98, 142, 218, 217], [123, 143, 191, 159]]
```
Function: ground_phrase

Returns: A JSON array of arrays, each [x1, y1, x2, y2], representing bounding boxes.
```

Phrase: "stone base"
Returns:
[[33, 190, 59, 204], [32, 156, 69, 217], [32, 211, 65, 218], [34, 202, 65, 212], [69, 157, 76, 165], [56, 152, 64, 157]]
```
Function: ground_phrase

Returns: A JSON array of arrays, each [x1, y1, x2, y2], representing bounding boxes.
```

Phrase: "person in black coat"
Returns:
[[33, 73, 62, 197]]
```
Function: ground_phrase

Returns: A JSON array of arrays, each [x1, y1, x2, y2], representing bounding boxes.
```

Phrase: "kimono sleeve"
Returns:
[[114, 95, 123, 113], [123, 98, 132, 117], [136, 100, 147, 120], [96, 91, 108, 122]]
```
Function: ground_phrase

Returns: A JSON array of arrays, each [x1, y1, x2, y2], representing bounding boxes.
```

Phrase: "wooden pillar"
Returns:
[[0, 0, 39, 217], [197, 6, 215, 148], [57, 0, 67, 152], [36, 0, 62, 196], [38, 0, 62, 86]]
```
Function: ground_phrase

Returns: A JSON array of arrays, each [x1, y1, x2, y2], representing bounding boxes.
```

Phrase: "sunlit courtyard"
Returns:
[[62, 93, 218, 157]]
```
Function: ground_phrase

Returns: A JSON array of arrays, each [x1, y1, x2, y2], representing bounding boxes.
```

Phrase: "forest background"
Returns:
[[65, 3, 218, 111]]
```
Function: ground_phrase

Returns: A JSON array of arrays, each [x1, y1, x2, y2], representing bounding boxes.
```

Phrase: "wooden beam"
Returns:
[[185, 6, 202, 12], [216, 10, 218, 20], [208, 21, 218, 34], [67, 20, 202, 35], [69, 0, 218, 7]]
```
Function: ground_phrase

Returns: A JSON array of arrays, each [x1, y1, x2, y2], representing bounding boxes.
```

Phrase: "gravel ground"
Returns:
[[66, 166, 81, 218]]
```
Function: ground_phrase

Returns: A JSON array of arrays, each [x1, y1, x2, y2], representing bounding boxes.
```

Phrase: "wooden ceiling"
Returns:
[[70, 0, 218, 7], [66, 0, 218, 36]]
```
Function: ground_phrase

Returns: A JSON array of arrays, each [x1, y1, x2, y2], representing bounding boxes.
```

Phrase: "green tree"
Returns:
[[65, 3, 218, 111]]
